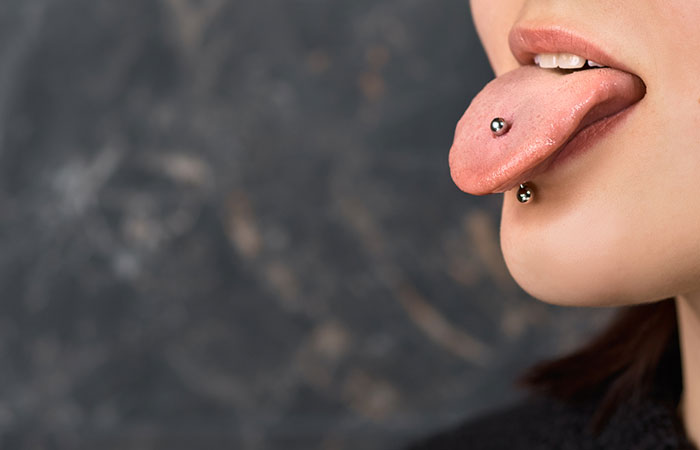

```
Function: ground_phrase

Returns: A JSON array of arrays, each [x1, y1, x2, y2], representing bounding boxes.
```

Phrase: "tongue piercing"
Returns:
[[490, 117, 509, 136], [517, 183, 534, 203]]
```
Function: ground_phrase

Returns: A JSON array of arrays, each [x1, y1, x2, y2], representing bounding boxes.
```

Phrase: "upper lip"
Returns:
[[508, 25, 638, 75]]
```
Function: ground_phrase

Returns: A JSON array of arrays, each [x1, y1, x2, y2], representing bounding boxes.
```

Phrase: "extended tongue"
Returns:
[[449, 65, 646, 195]]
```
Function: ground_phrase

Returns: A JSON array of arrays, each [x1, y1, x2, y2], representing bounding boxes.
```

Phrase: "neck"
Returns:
[[676, 293, 700, 447]]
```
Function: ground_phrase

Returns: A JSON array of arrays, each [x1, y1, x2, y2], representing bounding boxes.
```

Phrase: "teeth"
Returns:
[[534, 53, 601, 70], [557, 53, 586, 69], [534, 53, 558, 69]]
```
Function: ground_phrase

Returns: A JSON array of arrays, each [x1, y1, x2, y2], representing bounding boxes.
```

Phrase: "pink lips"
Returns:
[[448, 27, 646, 196]]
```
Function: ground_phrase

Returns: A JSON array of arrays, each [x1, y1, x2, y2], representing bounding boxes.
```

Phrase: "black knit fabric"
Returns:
[[405, 394, 696, 450]]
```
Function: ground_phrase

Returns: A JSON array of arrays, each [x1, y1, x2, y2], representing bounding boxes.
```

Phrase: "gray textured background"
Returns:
[[0, 0, 612, 449]]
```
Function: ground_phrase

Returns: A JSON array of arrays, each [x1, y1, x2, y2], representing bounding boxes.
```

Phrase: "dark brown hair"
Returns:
[[517, 298, 682, 432]]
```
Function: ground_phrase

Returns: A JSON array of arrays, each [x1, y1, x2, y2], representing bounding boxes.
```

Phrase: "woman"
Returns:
[[407, 0, 700, 448]]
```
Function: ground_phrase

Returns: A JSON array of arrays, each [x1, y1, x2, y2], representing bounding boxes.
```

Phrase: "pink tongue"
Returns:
[[449, 65, 646, 194]]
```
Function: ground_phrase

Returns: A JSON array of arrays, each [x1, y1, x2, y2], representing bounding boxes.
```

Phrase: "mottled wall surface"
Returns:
[[0, 1, 612, 449]]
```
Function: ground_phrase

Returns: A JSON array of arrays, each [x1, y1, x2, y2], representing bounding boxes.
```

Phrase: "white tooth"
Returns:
[[587, 60, 605, 68], [536, 53, 558, 69], [557, 53, 586, 69]]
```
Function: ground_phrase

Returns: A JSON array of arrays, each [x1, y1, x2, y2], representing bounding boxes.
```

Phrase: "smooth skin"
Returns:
[[469, 0, 700, 444]]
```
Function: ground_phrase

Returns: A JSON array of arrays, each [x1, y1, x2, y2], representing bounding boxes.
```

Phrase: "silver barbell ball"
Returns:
[[490, 117, 509, 136], [517, 184, 533, 204]]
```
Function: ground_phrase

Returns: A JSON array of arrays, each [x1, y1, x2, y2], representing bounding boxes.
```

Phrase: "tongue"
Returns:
[[449, 65, 646, 194]]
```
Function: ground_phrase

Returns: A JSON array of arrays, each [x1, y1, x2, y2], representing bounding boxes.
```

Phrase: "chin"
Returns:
[[498, 197, 672, 308], [502, 244, 618, 307], [502, 253, 626, 308]]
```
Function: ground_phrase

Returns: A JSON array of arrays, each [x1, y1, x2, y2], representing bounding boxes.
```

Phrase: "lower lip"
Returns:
[[540, 100, 641, 174]]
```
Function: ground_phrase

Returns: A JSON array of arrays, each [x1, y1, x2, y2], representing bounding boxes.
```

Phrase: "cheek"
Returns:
[[644, 2, 700, 94]]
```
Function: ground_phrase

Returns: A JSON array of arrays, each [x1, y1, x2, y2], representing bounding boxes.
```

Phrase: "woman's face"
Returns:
[[468, 0, 700, 306]]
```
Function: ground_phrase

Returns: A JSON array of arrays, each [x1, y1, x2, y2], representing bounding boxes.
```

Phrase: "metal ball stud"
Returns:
[[490, 117, 509, 136], [517, 184, 533, 204]]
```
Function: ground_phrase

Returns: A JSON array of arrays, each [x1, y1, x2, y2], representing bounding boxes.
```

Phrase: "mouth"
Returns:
[[497, 25, 649, 192], [448, 25, 647, 196], [508, 25, 641, 76]]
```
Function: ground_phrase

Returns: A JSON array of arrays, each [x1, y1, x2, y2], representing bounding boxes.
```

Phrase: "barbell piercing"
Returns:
[[517, 183, 534, 204], [490, 118, 532, 203], [490, 117, 509, 136]]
